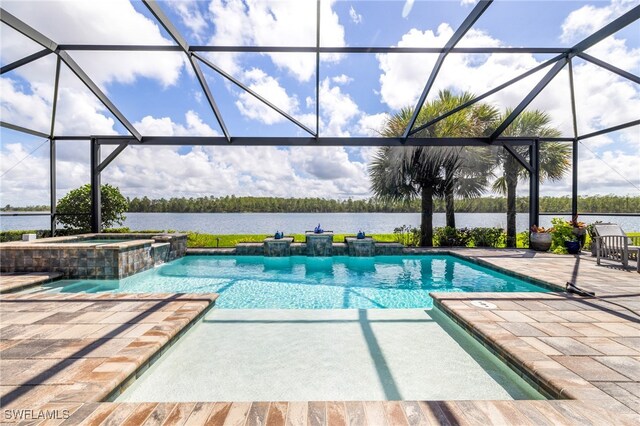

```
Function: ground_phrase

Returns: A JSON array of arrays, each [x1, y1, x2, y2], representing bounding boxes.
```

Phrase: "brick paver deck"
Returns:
[[1, 248, 639, 424], [0, 293, 216, 417], [0, 272, 63, 294]]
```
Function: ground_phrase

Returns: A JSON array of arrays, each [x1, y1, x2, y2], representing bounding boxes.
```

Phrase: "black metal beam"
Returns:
[[568, 58, 579, 140], [315, 0, 321, 138], [572, 138, 578, 218], [142, 0, 231, 142], [50, 138, 56, 236], [49, 57, 61, 237], [409, 54, 564, 136], [195, 54, 315, 136], [568, 58, 579, 219], [57, 51, 142, 141], [0, 9, 57, 50], [571, 5, 640, 54], [141, 0, 188, 51], [489, 59, 567, 141], [577, 119, 640, 141], [402, 0, 493, 139], [0, 10, 144, 142], [97, 143, 128, 173], [0, 121, 48, 138], [1, 49, 51, 75], [57, 45, 571, 54], [529, 139, 540, 230], [577, 52, 640, 85], [503, 144, 532, 173], [49, 56, 61, 138], [90, 139, 101, 233], [189, 58, 231, 142], [92, 136, 541, 147]]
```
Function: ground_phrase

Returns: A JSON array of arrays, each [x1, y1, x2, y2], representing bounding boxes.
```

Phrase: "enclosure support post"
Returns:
[[49, 138, 56, 236], [529, 139, 540, 231], [90, 138, 101, 233], [572, 139, 579, 218]]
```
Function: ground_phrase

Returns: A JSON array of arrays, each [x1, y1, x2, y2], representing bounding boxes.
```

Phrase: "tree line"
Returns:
[[124, 194, 640, 213], [3, 195, 638, 214]]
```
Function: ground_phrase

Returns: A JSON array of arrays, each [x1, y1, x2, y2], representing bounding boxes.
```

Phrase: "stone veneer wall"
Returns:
[[0, 234, 187, 279]]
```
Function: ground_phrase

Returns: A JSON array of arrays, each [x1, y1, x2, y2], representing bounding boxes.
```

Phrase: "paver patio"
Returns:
[[0, 249, 638, 424]]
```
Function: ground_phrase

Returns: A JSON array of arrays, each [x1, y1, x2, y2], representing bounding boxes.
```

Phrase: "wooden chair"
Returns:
[[593, 224, 640, 272]]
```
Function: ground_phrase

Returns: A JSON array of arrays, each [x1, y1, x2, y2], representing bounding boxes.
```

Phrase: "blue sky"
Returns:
[[1, 0, 639, 206]]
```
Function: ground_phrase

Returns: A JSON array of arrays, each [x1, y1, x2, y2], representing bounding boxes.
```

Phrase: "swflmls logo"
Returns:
[[4, 409, 70, 421]]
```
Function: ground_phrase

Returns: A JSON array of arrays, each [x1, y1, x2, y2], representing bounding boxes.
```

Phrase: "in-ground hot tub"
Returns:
[[0, 233, 187, 279]]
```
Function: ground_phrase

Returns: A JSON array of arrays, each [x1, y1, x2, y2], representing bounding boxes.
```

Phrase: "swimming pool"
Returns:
[[41, 255, 549, 309]]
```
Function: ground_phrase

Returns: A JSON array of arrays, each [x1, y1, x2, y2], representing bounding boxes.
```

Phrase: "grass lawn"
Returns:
[[187, 231, 640, 249], [187, 233, 399, 247]]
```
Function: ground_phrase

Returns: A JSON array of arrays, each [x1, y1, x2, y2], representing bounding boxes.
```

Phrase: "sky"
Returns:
[[0, 0, 639, 207]]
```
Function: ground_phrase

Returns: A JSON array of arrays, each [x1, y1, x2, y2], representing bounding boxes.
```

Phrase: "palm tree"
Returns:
[[492, 109, 570, 247], [369, 91, 499, 246]]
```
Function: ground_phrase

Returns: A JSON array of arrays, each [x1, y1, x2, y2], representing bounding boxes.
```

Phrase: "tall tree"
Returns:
[[492, 109, 570, 247], [369, 90, 499, 245]]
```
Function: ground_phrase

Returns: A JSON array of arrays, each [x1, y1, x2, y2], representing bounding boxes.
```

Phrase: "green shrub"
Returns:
[[57, 184, 128, 231], [0, 228, 85, 242], [434, 227, 472, 247], [469, 227, 505, 247], [517, 231, 530, 248], [550, 217, 574, 254], [393, 225, 421, 247]]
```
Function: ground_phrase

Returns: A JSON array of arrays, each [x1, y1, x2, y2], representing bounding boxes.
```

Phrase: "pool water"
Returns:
[[42, 255, 549, 309]]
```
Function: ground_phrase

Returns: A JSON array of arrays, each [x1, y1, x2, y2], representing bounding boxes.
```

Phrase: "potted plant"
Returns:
[[550, 217, 580, 254], [530, 225, 553, 251], [569, 215, 587, 248]]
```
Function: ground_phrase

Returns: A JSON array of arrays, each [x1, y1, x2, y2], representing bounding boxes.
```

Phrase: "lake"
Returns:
[[2, 212, 639, 233]]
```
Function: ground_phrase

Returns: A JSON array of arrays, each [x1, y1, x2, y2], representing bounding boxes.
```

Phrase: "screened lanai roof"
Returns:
[[0, 0, 639, 146]]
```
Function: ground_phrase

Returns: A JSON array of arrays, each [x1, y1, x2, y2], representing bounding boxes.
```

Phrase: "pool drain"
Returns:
[[470, 300, 497, 309]]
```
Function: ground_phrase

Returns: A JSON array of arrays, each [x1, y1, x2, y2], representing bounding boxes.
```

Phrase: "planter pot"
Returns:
[[572, 228, 586, 248], [530, 232, 552, 252], [565, 240, 581, 254]]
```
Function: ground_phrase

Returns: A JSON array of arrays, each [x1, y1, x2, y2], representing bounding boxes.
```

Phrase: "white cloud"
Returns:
[[319, 78, 360, 137], [167, 0, 209, 42], [349, 6, 362, 24], [332, 74, 353, 85], [234, 68, 301, 124], [0, 0, 193, 139], [98, 145, 372, 200], [0, 77, 53, 134], [2, 0, 186, 89], [205, 0, 346, 82], [133, 111, 219, 136], [402, 0, 415, 19], [560, 0, 637, 44], [377, 24, 509, 110], [356, 113, 390, 137]]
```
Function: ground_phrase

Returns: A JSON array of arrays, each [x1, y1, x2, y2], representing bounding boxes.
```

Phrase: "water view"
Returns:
[[2, 212, 639, 233]]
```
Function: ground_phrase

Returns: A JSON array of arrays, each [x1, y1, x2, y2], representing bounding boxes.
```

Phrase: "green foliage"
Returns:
[[550, 217, 575, 254], [0, 230, 50, 242], [517, 231, 530, 249], [434, 227, 473, 247], [393, 225, 421, 247], [187, 232, 399, 247], [0, 228, 84, 242], [120, 195, 640, 214], [56, 184, 128, 231], [469, 227, 505, 247]]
